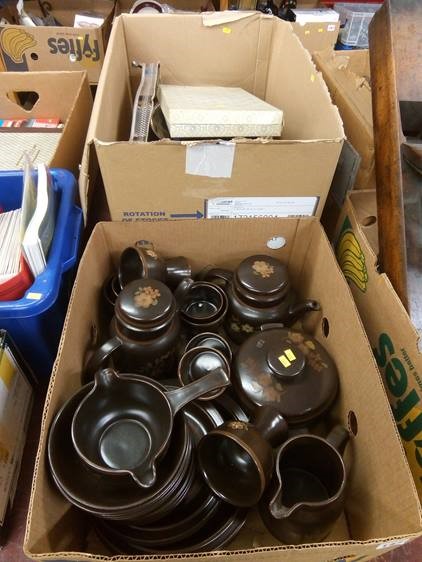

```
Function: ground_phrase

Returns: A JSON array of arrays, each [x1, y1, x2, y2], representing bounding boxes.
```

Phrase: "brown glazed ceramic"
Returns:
[[184, 332, 233, 364], [178, 346, 231, 400], [72, 368, 230, 488], [118, 244, 166, 287], [197, 406, 288, 507], [84, 279, 180, 382], [47, 380, 194, 520], [176, 279, 229, 333], [223, 254, 319, 343], [95, 501, 247, 554], [118, 241, 191, 289], [259, 425, 350, 544], [234, 325, 339, 423]]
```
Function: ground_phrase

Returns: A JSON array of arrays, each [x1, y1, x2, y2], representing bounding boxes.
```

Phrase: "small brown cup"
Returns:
[[165, 257, 192, 288], [184, 332, 233, 364], [197, 406, 288, 507], [176, 280, 229, 333], [178, 346, 231, 401], [118, 244, 166, 288]]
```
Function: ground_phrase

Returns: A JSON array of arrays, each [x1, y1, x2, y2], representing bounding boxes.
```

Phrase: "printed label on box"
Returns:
[[205, 196, 319, 219]]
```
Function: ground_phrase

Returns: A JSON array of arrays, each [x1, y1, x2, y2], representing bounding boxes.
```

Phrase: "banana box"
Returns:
[[0, 330, 33, 542], [335, 191, 422, 500], [0, 1, 115, 84]]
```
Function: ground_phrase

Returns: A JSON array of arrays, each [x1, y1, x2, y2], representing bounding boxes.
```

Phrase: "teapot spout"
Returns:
[[285, 299, 320, 326]]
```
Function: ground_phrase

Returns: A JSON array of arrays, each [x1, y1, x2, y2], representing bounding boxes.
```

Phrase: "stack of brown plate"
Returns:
[[47, 378, 248, 553]]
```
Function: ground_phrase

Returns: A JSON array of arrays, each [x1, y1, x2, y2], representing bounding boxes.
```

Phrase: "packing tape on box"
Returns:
[[185, 142, 235, 178]]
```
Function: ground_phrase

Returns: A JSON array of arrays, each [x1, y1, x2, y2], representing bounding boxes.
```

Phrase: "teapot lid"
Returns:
[[115, 279, 175, 329], [235, 255, 289, 296], [234, 327, 338, 425]]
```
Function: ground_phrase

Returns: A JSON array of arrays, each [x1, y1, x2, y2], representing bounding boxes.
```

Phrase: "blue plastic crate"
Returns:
[[0, 169, 83, 379]]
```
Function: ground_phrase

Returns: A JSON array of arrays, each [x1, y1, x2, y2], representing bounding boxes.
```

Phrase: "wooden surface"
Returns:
[[369, 0, 422, 324]]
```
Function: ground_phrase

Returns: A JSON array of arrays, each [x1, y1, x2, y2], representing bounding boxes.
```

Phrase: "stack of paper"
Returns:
[[22, 163, 56, 277], [0, 209, 22, 283]]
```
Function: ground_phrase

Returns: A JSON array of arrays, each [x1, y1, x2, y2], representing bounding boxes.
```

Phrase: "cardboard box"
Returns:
[[0, 71, 92, 175], [313, 49, 375, 190], [0, 330, 34, 545], [24, 218, 422, 561], [117, 2, 339, 53], [116, 0, 212, 12], [80, 13, 344, 222], [0, 1, 115, 84], [334, 190, 422, 501]]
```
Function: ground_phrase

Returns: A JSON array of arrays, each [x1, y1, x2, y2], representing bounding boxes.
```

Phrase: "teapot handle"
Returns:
[[173, 277, 195, 308], [83, 336, 123, 385]]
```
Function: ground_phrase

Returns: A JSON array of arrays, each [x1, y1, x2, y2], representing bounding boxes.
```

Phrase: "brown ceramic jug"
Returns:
[[259, 425, 350, 544], [83, 279, 180, 383], [222, 255, 319, 344], [233, 325, 339, 422]]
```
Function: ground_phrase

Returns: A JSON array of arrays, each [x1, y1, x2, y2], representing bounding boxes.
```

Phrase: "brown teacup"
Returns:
[[197, 406, 288, 507]]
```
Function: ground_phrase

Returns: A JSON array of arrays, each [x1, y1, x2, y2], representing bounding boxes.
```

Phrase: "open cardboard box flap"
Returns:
[[335, 191, 422, 500], [79, 14, 344, 222], [24, 218, 422, 561], [313, 49, 375, 190]]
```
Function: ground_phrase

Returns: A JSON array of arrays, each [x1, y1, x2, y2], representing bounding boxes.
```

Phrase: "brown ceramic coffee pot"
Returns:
[[83, 279, 180, 383], [233, 325, 339, 422], [223, 255, 319, 343]]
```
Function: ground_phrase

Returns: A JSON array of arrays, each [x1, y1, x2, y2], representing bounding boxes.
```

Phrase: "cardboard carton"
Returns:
[[0, 71, 93, 175], [313, 49, 375, 190], [0, 331, 34, 545], [24, 218, 422, 561], [0, 1, 115, 84], [116, 0, 212, 12], [80, 13, 344, 221], [117, 2, 340, 52], [335, 190, 422, 501]]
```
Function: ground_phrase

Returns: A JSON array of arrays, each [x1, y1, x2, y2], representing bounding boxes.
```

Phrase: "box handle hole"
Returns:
[[348, 410, 358, 436], [7, 91, 39, 111], [361, 215, 377, 227], [322, 317, 330, 337]]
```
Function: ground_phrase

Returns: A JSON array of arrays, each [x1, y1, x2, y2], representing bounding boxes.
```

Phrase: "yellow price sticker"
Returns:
[[223, 27, 232, 34]]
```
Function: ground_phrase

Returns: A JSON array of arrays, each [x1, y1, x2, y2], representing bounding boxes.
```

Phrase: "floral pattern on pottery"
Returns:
[[227, 421, 248, 431], [229, 315, 255, 335], [146, 249, 159, 260], [134, 286, 161, 308], [241, 356, 286, 403], [252, 261, 275, 279], [287, 331, 329, 372]]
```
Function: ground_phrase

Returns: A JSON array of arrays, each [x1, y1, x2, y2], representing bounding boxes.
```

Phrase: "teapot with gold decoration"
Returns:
[[83, 279, 180, 383], [233, 324, 339, 422], [223, 254, 320, 344]]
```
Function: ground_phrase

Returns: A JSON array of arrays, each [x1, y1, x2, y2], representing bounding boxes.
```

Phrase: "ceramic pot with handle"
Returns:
[[233, 324, 339, 422], [84, 279, 180, 383], [221, 255, 319, 344], [72, 367, 230, 488]]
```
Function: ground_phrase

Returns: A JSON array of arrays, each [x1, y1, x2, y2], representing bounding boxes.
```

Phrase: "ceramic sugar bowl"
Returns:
[[233, 325, 339, 423], [84, 279, 180, 383], [224, 255, 319, 344]]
